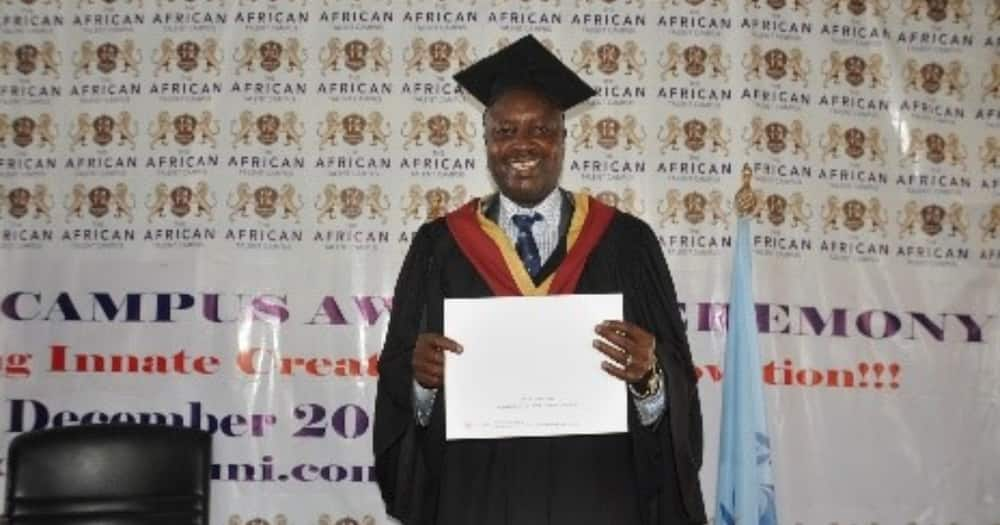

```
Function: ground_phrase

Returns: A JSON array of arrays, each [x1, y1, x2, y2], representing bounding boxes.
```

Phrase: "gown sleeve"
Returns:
[[373, 221, 440, 524], [620, 217, 707, 524]]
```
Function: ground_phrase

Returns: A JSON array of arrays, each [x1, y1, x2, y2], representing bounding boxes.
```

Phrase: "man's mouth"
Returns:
[[508, 159, 540, 171]]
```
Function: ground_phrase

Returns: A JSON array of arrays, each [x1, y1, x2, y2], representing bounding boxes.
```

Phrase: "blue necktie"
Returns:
[[511, 212, 543, 278]]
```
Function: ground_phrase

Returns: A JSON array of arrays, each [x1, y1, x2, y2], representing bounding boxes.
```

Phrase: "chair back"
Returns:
[[5, 424, 211, 525]]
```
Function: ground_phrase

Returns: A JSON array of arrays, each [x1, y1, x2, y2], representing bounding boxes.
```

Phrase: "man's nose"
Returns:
[[507, 132, 540, 153]]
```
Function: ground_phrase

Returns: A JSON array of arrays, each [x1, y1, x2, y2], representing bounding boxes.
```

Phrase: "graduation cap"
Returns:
[[453, 35, 597, 111]]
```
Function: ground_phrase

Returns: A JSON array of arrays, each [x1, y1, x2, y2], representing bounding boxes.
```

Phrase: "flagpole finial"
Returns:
[[735, 163, 757, 217]]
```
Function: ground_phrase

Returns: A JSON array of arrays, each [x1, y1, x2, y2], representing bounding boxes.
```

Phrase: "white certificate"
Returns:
[[443, 294, 626, 440]]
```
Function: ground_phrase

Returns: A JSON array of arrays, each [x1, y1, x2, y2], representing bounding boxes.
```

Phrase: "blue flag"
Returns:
[[715, 218, 778, 525]]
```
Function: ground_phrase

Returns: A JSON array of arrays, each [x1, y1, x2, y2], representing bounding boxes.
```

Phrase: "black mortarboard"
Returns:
[[453, 35, 597, 111]]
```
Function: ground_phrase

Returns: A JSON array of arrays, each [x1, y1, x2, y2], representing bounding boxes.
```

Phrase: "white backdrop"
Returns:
[[0, 0, 999, 523]]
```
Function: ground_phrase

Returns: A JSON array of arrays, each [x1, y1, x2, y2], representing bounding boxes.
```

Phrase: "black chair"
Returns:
[[4, 424, 211, 525]]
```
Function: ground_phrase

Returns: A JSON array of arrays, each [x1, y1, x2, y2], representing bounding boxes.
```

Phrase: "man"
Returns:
[[374, 35, 706, 525]]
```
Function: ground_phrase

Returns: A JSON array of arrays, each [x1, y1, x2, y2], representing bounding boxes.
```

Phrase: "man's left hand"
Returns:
[[593, 320, 656, 384]]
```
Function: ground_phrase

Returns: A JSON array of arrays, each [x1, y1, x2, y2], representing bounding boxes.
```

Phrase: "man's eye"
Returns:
[[495, 127, 514, 136]]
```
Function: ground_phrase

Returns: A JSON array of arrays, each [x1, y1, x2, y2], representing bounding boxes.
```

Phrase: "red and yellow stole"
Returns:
[[445, 193, 615, 296]]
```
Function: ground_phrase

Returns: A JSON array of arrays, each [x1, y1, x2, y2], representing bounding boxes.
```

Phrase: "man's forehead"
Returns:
[[485, 88, 564, 120]]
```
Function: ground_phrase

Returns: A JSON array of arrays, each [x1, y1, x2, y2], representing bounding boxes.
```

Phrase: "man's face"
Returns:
[[484, 88, 565, 207]]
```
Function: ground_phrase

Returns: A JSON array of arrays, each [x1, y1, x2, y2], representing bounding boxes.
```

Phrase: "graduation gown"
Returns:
[[374, 192, 707, 525]]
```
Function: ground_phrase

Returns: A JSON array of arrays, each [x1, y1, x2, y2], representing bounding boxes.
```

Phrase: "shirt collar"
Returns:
[[498, 188, 562, 224]]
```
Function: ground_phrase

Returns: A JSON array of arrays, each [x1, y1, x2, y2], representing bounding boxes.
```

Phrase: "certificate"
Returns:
[[443, 294, 626, 440]]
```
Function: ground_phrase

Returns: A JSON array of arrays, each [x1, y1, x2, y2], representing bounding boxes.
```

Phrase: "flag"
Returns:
[[715, 217, 778, 525]]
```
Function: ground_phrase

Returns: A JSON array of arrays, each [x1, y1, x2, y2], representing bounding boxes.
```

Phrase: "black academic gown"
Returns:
[[374, 192, 707, 525]]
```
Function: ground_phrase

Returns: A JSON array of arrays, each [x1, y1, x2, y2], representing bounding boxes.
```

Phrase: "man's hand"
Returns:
[[593, 320, 656, 384], [412, 333, 463, 389]]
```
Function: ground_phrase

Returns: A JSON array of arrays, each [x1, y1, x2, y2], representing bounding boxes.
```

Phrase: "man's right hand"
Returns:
[[412, 333, 463, 389]]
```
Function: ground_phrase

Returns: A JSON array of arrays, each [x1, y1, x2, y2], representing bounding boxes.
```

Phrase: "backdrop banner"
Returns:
[[0, 1, 998, 524]]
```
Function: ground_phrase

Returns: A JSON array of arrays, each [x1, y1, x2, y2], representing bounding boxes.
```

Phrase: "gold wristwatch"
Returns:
[[628, 356, 662, 400]]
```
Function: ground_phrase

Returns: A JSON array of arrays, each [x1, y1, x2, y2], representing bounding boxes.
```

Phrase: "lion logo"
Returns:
[[317, 515, 376, 525], [71, 183, 132, 223], [71, 113, 135, 151], [747, 191, 809, 230], [400, 112, 472, 150], [147, 183, 176, 220], [901, 130, 964, 168], [320, 37, 344, 75], [147, 183, 214, 222], [64, 183, 87, 222], [578, 116, 645, 151], [339, 186, 365, 220], [572, 114, 597, 152], [980, 204, 1000, 242], [682, 191, 708, 225], [658, 116, 682, 153], [676, 190, 731, 229], [8, 41, 61, 79], [659, 42, 682, 79], [154, 38, 220, 77], [657, 189, 683, 226], [234, 38, 305, 77], [254, 114, 280, 146], [897, 201, 966, 239], [744, 46, 809, 85], [426, 115, 451, 148], [980, 136, 1000, 170], [279, 112, 304, 150], [226, 515, 289, 525], [901, 0, 971, 27], [170, 186, 194, 218], [0, 113, 9, 147], [402, 112, 429, 150], [318, 111, 342, 149], [365, 184, 391, 223], [905, 59, 966, 100], [621, 116, 645, 152], [342, 38, 391, 76], [662, 42, 728, 80], [3, 185, 53, 223], [73, 39, 140, 78], [982, 61, 1000, 102], [232, 111, 297, 149], [823, 197, 884, 234], [744, 118, 809, 159], [682, 119, 707, 152], [823, 52, 888, 90], [250, 186, 278, 220], [315, 184, 338, 223], [404, 37, 430, 75], [575, 41, 644, 79], [400, 184, 467, 223], [5, 114, 56, 151], [821, 125, 884, 164], [745, 0, 809, 11], [822, 0, 889, 19], [706, 190, 731, 228], [622, 41, 646, 79], [897, 200, 922, 238], [596, 118, 622, 150], [452, 111, 476, 151]]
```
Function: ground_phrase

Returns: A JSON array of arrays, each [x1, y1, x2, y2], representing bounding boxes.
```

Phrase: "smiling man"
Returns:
[[374, 35, 706, 525]]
